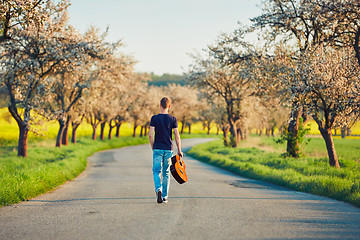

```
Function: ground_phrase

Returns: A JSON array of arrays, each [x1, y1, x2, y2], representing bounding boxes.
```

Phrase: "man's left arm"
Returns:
[[174, 128, 183, 157]]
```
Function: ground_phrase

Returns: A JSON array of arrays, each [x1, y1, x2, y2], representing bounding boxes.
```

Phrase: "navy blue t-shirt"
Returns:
[[150, 114, 178, 150]]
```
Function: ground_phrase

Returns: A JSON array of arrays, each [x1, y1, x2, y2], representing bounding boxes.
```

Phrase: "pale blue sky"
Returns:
[[68, 0, 262, 74]]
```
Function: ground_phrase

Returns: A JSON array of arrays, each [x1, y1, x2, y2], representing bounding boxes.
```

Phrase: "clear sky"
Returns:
[[68, 0, 263, 75]]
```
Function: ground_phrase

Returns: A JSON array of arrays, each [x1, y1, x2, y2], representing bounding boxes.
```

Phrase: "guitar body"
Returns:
[[170, 155, 188, 184]]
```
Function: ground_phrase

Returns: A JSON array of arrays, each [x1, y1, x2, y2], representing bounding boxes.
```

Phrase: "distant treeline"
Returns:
[[149, 73, 186, 86], [0, 73, 187, 108]]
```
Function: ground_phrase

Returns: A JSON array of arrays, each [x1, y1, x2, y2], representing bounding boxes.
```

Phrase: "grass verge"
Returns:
[[0, 136, 149, 207], [187, 138, 360, 208]]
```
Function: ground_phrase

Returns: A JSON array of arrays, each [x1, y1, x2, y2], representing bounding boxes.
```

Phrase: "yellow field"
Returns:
[[2, 107, 360, 144], [306, 120, 360, 136], [0, 108, 135, 143], [0, 108, 216, 144]]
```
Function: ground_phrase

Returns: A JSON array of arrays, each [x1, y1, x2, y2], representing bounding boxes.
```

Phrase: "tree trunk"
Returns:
[[287, 104, 301, 158], [62, 124, 69, 145], [108, 126, 114, 140], [279, 126, 284, 135], [71, 114, 84, 144], [61, 116, 71, 146], [239, 127, 244, 140], [223, 125, 229, 146], [92, 125, 97, 140], [144, 125, 148, 136], [188, 124, 191, 134], [353, 28, 360, 68], [180, 120, 186, 134], [229, 120, 238, 148], [207, 122, 211, 135], [115, 123, 122, 137], [108, 119, 117, 140], [140, 126, 144, 137], [56, 119, 65, 147], [236, 128, 241, 146], [71, 124, 79, 144], [266, 128, 270, 137], [8, 106, 29, 157], [100, 122, 106, 140], [341, 127, 346, 139], [319, 128, 340, 168], [133, 120, 138, 137], [18, 125, 29, 157]]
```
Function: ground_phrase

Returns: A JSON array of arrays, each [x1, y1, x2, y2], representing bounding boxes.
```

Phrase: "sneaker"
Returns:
[[162, 197, 168, 203], [157, 191, 163, 203]]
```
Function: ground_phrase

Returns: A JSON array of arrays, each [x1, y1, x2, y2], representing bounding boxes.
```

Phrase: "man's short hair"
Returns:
[[160, 97, 171, 109]]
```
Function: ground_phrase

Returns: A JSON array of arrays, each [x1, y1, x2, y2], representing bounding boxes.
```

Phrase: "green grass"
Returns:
[[0, 106, 222, 206], [187, 137, 360, 207], [0, 136, 149, 206], [3, 104, 360, 207]]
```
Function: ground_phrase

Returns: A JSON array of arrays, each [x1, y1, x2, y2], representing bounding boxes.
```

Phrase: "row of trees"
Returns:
[[186, 0, 360, 169], [0, 1, 216, 158], [3, 0, 360, 170], [0, 0, 129, 157]]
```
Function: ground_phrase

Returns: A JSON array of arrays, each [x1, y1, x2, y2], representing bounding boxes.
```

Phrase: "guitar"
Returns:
[[170, 154, 188, 184]]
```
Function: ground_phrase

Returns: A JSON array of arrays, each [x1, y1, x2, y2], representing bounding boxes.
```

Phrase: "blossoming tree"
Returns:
[[300, 46, 360, 168]]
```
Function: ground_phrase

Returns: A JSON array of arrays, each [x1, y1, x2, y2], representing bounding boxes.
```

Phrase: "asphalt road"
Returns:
[[1, 138, 360, 240]]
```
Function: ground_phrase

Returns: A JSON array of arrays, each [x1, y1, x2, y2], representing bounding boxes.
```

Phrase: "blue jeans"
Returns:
[[152, 149, 173, 198]]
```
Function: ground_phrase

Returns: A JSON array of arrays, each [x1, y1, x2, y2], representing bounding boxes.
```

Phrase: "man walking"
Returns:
[[149, 97, 183, 204]]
